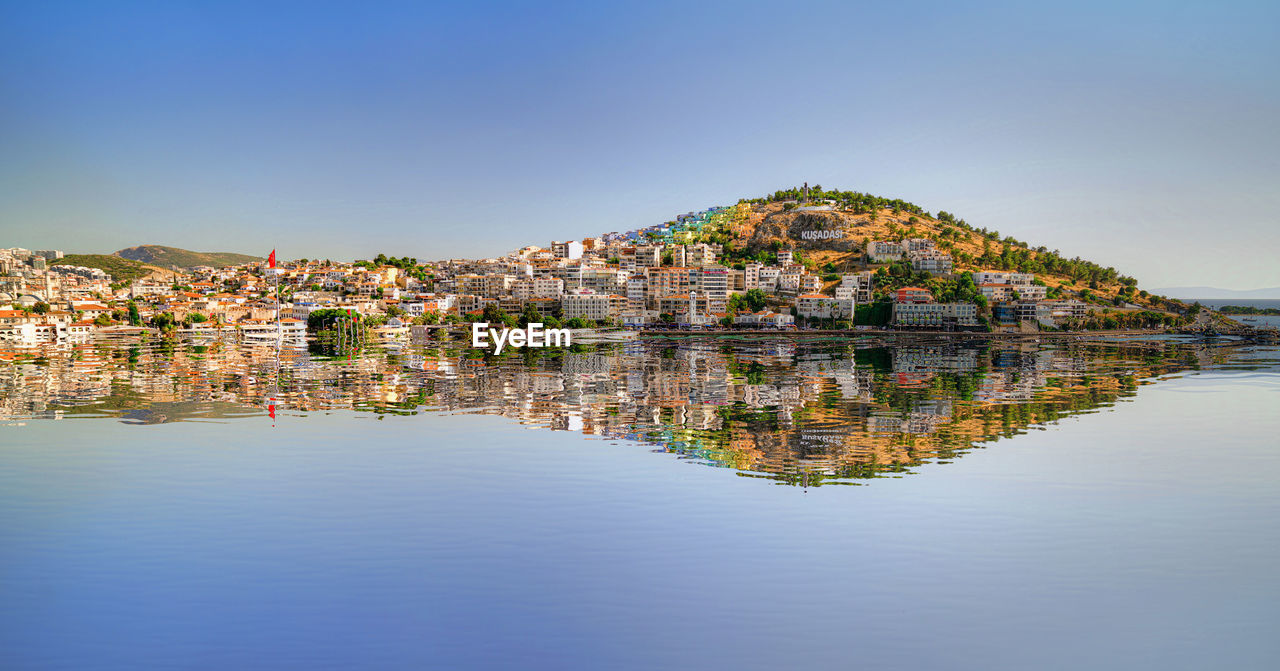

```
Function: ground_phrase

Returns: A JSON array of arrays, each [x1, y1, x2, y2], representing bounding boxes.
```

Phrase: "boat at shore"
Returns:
[[568, 328, 639, 344]]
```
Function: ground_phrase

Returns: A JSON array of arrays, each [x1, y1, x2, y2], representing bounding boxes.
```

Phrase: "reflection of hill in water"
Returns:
[[0, 337, 1263, 484]]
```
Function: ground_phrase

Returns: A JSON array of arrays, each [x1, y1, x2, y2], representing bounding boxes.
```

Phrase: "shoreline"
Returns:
[[637, 327, 1275, 342]]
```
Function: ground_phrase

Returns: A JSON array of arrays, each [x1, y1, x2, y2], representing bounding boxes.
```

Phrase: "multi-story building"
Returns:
[[456, 274, 487, 296], [972, 271, 1035, 287], [626, 276, 647, 312], [868, 241, 906, 262], [777, 270, 804, 295], [733, 310, 795, 328], [892, 302, 978, 328], [910, 251, 953, 274], [130, 281, 169, 298], [484, 274, 516, 298], [645, 266, 690, 304], [577, 267, 628, 295], [980, 282, 1046, 302], [870, 238, 938, 263], [689, 267, 728, 313], [686, 243, 716, 266], [993, 299, 1086, 328], [657, 292, 717, 320], [904, 238, 936, 253], [979, 284, 1018, 302], [550, 240, 584, 260], [1018, 285, 1048, 301], [840, 271, 874, 304], [532, 277, 565, 298], [286, 301, 327, 322], [560, 291, 622, 322], [896, 287, 933, 304], [797, 294, 856, 320], [1040, 299, 1087, 324], [757, 267, 780, 292], [634, 245, 662, 268]]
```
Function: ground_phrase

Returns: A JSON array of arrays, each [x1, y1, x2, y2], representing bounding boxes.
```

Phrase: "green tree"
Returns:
[[307, 308, 359, 332], [481, 303, 507, 324], [520, 304, 543, 326], [149, 312, 176, 331]]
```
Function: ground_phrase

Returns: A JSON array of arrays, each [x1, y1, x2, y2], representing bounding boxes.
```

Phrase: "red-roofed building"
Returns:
[[895, 287, 933, 304]]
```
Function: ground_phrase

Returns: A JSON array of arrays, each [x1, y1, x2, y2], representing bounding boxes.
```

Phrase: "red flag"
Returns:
[[268, 249, 276, 269]]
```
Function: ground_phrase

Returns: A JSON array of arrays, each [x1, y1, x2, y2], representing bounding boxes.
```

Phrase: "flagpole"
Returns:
[[270, 249, 280, 349]]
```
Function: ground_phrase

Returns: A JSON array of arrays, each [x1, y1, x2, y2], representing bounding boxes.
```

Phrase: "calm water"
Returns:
[[2, 335, 1278, 670]]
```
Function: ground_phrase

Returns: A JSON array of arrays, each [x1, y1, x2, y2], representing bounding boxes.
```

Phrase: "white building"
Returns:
[[868, 241, 906, 263], [973, 271, 1035, 287], [550, 241, 584, 260], [840, 271, 874, 304], [796, 294, 855, 321], [892, 302, 979, 327], [733, 310, 794, 328], [560, 291, 621, 322], [910, 252, 953, 274]]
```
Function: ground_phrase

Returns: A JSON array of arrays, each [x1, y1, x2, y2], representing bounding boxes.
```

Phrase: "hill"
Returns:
[[52, 254, 172, 285], [662, 185, 1183, 313], [114, 245, 261, 269]]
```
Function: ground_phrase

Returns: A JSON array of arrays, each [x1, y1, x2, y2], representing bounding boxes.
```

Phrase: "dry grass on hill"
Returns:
[[726, 201, 1171, 311]]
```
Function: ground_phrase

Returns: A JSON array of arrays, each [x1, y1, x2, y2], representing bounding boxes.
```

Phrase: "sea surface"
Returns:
[[1188, 298, 1280, 311], [1194, 299, 1280, 330], [2, 334, 1278, 670]]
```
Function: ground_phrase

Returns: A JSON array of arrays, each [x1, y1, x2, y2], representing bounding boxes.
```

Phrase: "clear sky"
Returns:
[[1, 1, 1277, 290]]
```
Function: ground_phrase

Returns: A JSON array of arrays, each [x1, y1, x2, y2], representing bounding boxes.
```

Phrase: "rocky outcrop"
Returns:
[[744, 210, 869, 252]]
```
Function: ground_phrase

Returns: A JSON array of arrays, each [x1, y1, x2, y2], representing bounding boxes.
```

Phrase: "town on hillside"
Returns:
[[0, 187, 1254, 345]]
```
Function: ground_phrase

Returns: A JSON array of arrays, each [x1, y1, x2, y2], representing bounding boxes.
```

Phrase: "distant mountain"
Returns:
[[52, 254, 170, 284], [1155, 286, 1280, 300], [114, 245, 262, 269]]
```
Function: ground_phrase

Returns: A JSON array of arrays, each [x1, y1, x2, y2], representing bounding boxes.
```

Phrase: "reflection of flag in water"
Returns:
[[268, 249, 276, 269]]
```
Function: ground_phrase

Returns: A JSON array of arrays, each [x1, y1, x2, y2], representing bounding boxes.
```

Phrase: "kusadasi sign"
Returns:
[[798, 229, 844, 241]]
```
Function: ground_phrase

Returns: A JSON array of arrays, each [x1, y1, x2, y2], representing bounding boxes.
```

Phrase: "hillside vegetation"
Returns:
[[115, 245, 261, 269], [52, 254, 171, 284], [689, 185, 1182, 312]]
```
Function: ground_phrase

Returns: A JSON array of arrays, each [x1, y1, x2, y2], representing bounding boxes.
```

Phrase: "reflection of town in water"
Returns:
[[0, 335, 1247, 485]]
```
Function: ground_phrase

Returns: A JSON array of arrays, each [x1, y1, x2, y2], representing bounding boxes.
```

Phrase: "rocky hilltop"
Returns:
[[742, 207, 865, 253]]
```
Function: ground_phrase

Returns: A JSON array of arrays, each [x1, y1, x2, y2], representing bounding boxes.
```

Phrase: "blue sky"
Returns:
[[1, 1, 1277, 289]]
